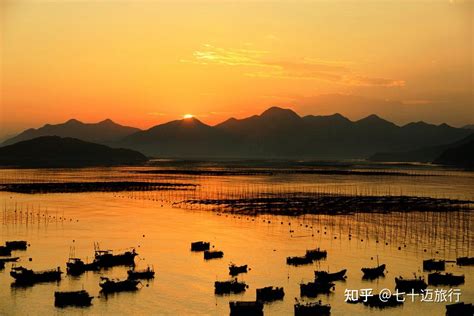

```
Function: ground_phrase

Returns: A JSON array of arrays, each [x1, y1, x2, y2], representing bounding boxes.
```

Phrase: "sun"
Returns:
[[183, 114, 194, 119]]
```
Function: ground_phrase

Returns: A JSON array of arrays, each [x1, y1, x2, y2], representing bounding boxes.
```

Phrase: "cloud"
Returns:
[[183, 44, 405, 87]]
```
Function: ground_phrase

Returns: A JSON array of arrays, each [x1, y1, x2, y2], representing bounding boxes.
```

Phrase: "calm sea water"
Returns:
[[0, 165, 473, 315]]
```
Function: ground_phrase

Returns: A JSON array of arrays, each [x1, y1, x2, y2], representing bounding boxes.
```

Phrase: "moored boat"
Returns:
[[294, 301, 331, 316], [256, 286, 284, 302], [10, 266, 62, 284], [6, 241, 28, 251], [214, 279, 247, 294], [446, 302, 474, 316], [0, 246, 12, 256], [54, 290, 93, 307], [191, 241, 210, 251], [305, 248, 327, 260], [300, 280, 335, 297], [456, 257, 474, 266], [229, 301, 263, 316], [94, 248, 137, 268], [127, 266, 155, 280], [423, 259, 445, 271], [361, 264, 385, 279], [395, 276, 427, 292], [204, 250, 223, 260], [66, 258, 98, 275], [229, 264, 248, 276], [428, 272, 464, 286], [287, 255, 313, 266], [315, 269, 347, 282], [99, 277, 140, 293]]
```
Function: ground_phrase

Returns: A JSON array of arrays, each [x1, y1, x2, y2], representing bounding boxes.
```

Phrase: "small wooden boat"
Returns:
[[54, 290, 93, 307], [287, 256, 313, 266], [99, 277, 140, 293], [0, 257, 20, 263], [214, 279, 247, 294], [428, 272, 464, 286], [10, 266, 62, 284], [446, 302, 474, 316], [127, 266, 155, 280], [395, 276, 427, 292], [423, 259, 445, 271], [305, 248, 327, 260], [256, 286, 284, 302], [204, 250, 223, 260], [0, 246, 12, 256], [294, 301, 331, 316], [229, 264, 248, 276], [191, 241, 210, 252], [361, 264, 385, 279], [456, 257, 474, 266], [6, 241, 28, 251], [66, 258, 98, 275], [94, 248, 137, 268], [229, 301, 263, 316], [300, 280, 335, 297], [315, 269, 347, 282]]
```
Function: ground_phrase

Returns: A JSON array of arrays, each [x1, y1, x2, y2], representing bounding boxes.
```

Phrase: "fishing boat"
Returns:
[[361, 264, 386, 279], [423, 259, 445, 271], [315, 269, 347, 282], [10, 266, 62, 284], [294, 301, 331, 316], [256, 286, 284, 302], [229, 301, 264, 316], [214, 279, 247, 294], [54, 290, 94, 307], [0, 257, 20, 263], [99, 277, 140, 293], [204, 250, 223, 260], [305, 248, 327, 260], [287, 255, 313, 266], [229, 264, 248, 276], [300, 280, 335, 297], [456, 257, 474, 266], [93, 247, 137, 268], [395, 276, 427, 292], [66, 258, 98, 275], [127, 266, 155, 280], [428, 272, 465, 286], [446, 302, 474, 316], [191, 241, 210, 251], [6, 241, 28, 250], [0, 246, 12, 256]]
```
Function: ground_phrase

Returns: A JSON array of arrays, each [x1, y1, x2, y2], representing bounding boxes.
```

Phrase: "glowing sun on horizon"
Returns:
[[183, 114, 194, 119]]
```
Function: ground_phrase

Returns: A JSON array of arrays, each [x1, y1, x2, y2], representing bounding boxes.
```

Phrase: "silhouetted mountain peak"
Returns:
[[65, 118, 82, 125], [260, 107, 300, 120], [356, 114, 396, 127], [99, 118, 116, 125]]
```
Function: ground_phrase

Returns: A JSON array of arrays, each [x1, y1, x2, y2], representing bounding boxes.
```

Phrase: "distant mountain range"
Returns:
[[0, 136, 147, 167], [369, 133, 474, 163], [2, 119, 140, 146], [433, 139, 474, 168], [2, 107, 473, 160]]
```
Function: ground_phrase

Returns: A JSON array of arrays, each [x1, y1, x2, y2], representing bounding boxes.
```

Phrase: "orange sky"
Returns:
[[1, 0, 473, 137]]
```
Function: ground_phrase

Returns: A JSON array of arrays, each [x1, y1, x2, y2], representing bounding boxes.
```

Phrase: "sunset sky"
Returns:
[[1, 0, 472, 138]]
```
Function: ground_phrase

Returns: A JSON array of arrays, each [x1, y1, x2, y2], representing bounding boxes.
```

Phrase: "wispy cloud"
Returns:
[[183, 44, 405, 87]]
